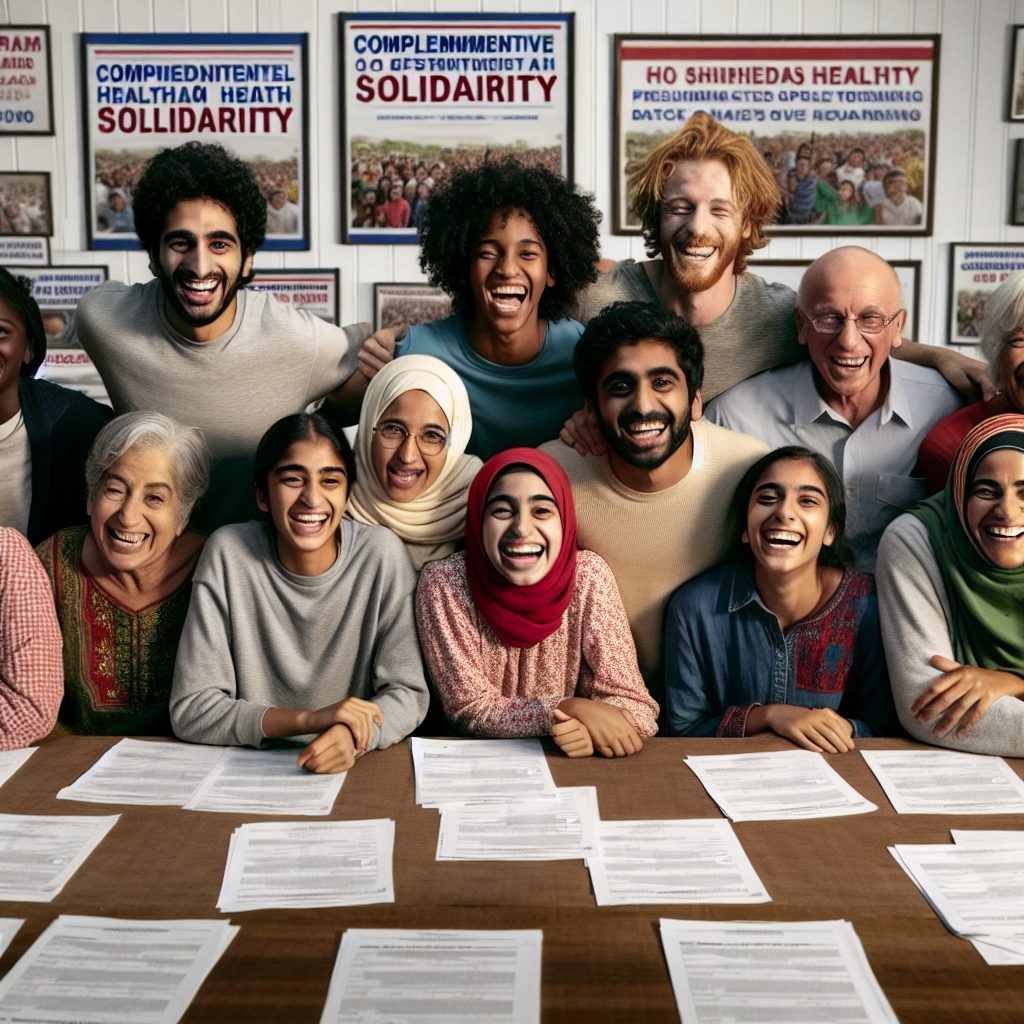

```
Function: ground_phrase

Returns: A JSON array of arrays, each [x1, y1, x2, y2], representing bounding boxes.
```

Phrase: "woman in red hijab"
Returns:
[[416, 448, 658, 756]]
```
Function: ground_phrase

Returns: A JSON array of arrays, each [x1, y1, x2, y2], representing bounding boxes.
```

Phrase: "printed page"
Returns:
[[0, 814, 119, 903], [684, 750, 876, 821], [0, 915, 237, 1024], [436, 787, 599, 861], [411, 738, 556, 807], [57, 739, 225, 806], [217, 819, 394, 911], [0, 749, 34, 791], [183, 748, 344, 815], [319, 929, 541, 1024], [659, 918, 898, 1024], [0, 921, 21, 959], [862, 750, 1024, 814], [587, 818, 770, 905], [951, 829, 1024, 846]]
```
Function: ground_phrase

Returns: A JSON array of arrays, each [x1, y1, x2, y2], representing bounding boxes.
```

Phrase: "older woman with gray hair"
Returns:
[[921, 271, 1024, 491], [36, 411, 210, 735]]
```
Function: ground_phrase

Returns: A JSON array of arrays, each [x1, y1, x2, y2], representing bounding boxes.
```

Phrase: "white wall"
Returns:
[[1, 0, 1022, 354]]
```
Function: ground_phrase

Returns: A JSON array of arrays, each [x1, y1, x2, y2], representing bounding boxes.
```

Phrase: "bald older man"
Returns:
[[705, 247, 962, 570]]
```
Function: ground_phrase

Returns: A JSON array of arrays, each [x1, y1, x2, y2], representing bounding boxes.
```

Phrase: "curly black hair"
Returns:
[[133, 142, 266, 283], [417, 159, 600, 322]]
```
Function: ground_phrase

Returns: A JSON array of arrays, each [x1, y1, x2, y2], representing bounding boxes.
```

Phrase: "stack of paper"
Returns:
[[0, 813, 119, 902], [685, 750, 877, 821], [862, 749, 1024, 814], [217, 819, 395, 912], [0, 915, 237, 1023], [586, 819, 770, 905], [660, 918, 898, 1023], [892, 832, 1024, 965], [319, 929, 541, 1024]]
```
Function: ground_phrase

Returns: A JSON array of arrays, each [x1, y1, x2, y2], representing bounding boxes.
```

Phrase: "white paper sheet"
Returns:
[[0, 920, 22, 959], [217, 819, 395, 911], [951, 829, 1024, 846], [57, 739, 226, 806], [0, 915, 238, 1023], [684, 750, 876, 821], [861, 749, 1024, 814], [0, 814, 119, 903], [183, 748, 345, 815], [319, 928, 542, 1024], [411, 738, 556, 807], [0, 749, 34, 791], [587, 819, 770, 905], [659, 918, 899, 1024], [436, 787, 599, 860]]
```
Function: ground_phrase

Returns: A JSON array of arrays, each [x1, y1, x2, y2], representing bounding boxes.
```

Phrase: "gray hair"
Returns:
[[86, 412, 211, 525], [979, 271, 1024, 381]]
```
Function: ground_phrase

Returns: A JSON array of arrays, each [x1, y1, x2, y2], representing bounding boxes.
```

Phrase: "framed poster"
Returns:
[[0, 236, 48, 265], [1009, 26, 1024, 120], [81, 33, 309, 251], [948, 243, 1024, 346], [1013, 139, 1024, 225], [341, 12, 573, 245], [614, 35, 938, 236], [0, 25, 53, 135], [12, 265, 110, 402], [248, 268, 340, 325], [750, 258, 920, 340], [0, 171, 51, 235], [374, 283, 451, 330]]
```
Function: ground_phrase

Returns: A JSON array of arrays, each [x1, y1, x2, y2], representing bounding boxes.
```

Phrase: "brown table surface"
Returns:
[[0, 734, 1022, 1022]]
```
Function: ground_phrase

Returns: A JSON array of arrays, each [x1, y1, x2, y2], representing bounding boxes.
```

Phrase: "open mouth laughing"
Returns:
[[288, 510, 331, 536], [620, 415, 670, 450], [175, 273, 223, 312], [488, 284, 528, 314], [499, 540, 544, 570], [761, 528, 803, 550], [106, 527, 148, 552]]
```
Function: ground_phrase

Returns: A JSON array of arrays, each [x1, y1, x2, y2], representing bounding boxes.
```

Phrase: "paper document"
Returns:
[[183, 747, 345, 815], [587, 819, 770, 905], [862, 749, 1024, 814], [0, 915, 237, 1023], [437, 787, 599, 860], [0, 748, 34, 791], [217, 819, 395, 911], [411, 738, 556, 807], [659, 918, 898, 1024], [0, 920, 21, 959], [951, 829, 1024, 846], [685, 750, 876, 821], [57, 739, 225, 806], [0, 813, 118, 902], [319, 929, 541, 1024]]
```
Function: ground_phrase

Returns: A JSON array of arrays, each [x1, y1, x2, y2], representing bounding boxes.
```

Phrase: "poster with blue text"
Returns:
[[81, 33, 309, 250], [614, 36, 938, 236], [341, 12, 573, 244]]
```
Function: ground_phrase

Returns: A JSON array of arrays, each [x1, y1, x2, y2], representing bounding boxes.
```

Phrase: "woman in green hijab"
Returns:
[[876, 413, 1024, 755]]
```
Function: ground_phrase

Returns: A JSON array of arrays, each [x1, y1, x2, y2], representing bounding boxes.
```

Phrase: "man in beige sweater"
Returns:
[[543, 301, 767, 717]]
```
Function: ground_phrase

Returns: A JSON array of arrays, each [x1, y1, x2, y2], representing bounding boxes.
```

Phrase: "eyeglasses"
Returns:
[[803, 311, 903, 336], [373, 423, 449, 455]]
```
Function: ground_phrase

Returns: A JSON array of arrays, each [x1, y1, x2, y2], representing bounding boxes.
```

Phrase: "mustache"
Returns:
[[618, 411, 672, 428]]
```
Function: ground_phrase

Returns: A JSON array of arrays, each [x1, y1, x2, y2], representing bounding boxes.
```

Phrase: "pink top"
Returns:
[[416, 549, 659, 739], [919, 393, 1012, 493]]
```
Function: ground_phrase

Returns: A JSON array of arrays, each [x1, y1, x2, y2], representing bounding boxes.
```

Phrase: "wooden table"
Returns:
[[0, 735, 1021, 1022]]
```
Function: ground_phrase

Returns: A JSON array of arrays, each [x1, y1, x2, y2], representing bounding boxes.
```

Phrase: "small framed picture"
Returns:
[[373, 283, 452, 331], [1013, 140, 1024, 224], [947, 243, 1024, 345], [248, 269, 340, 325], [1010, 26, 1024, 120], [0, 171, 51, 236], [0, 26, 53, 135]]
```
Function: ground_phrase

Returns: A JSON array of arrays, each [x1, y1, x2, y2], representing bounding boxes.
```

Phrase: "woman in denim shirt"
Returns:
[[665, 446, 899, 752]]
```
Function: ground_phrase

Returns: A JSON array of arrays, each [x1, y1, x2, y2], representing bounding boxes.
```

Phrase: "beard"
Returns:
[[600, 407, 692, 471], [662, 232, 741, 294], [157, 266, 243, 330]]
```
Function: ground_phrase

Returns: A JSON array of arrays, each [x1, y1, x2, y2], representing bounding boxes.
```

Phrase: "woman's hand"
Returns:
[[914, 656, 1024, 738], [550, 708, 593, 757], [358, 326, 403, 380], [297, 723, 357, 773], [557, 698, 642, 757], [752, 704, 855, 753]]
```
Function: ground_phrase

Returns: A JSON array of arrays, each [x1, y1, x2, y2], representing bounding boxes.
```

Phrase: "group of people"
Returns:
[[2, 111, 1022, 771]]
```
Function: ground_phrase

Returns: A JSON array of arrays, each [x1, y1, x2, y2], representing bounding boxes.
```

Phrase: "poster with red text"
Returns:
[[81, 33, 308, 251], [614, 36, 938, 236], [341, 12, 573, 244], [0, 26, 53, 135]]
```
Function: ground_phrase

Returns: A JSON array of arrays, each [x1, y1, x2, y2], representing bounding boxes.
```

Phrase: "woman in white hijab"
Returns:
[[348, 354, 482, 570]]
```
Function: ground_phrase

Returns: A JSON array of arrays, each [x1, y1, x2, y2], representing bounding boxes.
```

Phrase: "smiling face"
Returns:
[[482, 470, 563, 587], [468, 209, 554, 340], [88, 445, 184, 574], [0, 297, 30, 413], [594, 339, 697, 473], [884, 173, 908, 204], [156, 198, 253, 343], [1000, 330, 1024, 412], [370, 390, 450, 502], [257, 434, 348, 576], [742, 458, 836, 578], [658, 158, 749, 294], [964, 448, 1024, 568]]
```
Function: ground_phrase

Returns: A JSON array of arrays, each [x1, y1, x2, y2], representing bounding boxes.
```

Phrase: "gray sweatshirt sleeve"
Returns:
[[876, 514, 1024, 757]]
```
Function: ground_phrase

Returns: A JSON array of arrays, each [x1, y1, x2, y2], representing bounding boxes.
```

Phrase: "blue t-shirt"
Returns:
[[396, 314, 583, 459]]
